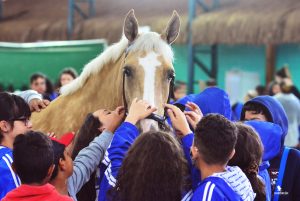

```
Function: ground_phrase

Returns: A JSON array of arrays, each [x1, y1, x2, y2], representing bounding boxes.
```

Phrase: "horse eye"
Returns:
[[123, 67, 132, 77], [167, 71, 175, 81]]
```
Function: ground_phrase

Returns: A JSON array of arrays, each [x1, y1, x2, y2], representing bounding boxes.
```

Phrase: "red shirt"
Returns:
[[2, 183, 72, 201]]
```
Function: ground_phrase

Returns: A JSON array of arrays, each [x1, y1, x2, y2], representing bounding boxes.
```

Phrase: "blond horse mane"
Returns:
[[61, 32, 174, 96]]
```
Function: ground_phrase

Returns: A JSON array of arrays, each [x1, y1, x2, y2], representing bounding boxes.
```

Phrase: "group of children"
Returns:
[[0, 86, 300, 201]]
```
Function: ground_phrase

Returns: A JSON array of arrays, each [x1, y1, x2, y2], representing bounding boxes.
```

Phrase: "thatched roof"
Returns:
[[2, 0, 299, 45], [192, 0, 300, 45], [0, 0, 188, 44]]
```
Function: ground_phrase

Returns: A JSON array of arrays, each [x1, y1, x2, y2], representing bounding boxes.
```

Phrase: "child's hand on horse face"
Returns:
[[125, 98, 157, 125], [184, 102, 203, 130], [93, 106, 125, 133], [165, 103, 192, 137]]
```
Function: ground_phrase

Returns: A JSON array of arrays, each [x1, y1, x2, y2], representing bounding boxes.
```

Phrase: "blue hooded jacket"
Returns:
[[245, 121, 283, 201], [241, 95, 288, 148], [242, 96, 300, 201], [245, 121, 282, 162], [232, 102, 244, 121], [175, 87, 232, 120], [177, 88, 232, 190]]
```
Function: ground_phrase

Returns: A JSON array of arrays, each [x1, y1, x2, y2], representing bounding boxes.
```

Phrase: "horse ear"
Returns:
[[124, 9, 139, 42], [162, 10, 180, 44]]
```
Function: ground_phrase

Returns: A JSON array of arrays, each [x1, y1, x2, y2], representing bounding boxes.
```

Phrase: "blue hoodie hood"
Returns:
[[232, 102, 244, 121], [245, 121, 282, 161], [175, 87, 232, 120], [241, 96, 288, 147]]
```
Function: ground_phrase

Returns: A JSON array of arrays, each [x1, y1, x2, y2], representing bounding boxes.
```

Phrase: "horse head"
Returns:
[[31, 10, 180, 136], [121, 10, 180, 132]]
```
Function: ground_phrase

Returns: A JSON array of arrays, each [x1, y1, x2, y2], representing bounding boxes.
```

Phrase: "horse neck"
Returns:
[[71, 55, 124, 111]]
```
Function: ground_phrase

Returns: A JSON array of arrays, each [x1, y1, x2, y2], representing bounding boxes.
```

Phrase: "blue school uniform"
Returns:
[[191, 166, 255, 201], [245, 121, 283, 201], [0, 146, 21, 199], [98, 122, 139, 201], [243, 96, 300, 201]]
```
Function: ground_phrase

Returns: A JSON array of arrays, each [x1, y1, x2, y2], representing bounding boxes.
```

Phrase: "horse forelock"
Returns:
[[130, 32, 174, 63], [60, 31, 173, 96]]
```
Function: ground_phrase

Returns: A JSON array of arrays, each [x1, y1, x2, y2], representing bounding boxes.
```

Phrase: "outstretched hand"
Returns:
[[29, 99, 50, 112], [165, 103, 192, 137], [125, 98, 157, 125]]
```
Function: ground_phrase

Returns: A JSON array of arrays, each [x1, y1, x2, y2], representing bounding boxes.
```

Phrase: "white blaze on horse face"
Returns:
[[139, 51, 161, 131], [139, 51, 161, 105]]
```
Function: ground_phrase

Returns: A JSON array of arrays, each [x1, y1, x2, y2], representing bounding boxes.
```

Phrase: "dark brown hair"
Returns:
[[57, 68, 79, 88], [0, 92, 31, 143], [71, 113, 102, 201], [109, 131, 189, 201], [13, 131, 54, 184], [228, 123, 266, 201], [241, 102, 273, 122], [30, 73, 46, 84], [194, 114, 237, 165]]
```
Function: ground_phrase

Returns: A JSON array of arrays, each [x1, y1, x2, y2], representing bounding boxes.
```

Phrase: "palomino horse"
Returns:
[[31, 10, 180, 137]]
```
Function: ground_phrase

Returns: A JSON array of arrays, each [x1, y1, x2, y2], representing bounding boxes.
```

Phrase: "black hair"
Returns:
[[45, 78, 55, 94], [7, 84, 15, 93], [240, 102, 273, 122], [276, 67, 289, 79], [13, 131, 54, 184], [194, 114, 237, 165], [20, 84, 29, 91], [30, 73, 46, 84], [0, 92, 31, 142], [206, 79, 217, 86], [255, 85, 266, 96], [70, 113, 103, 201], [50, 140, 66, 181]]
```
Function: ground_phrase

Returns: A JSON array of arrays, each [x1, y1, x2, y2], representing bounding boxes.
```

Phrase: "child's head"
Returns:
[[240, 96, 288, 148], [59, 68, 78, 87], [110, 131, 189, 201], [192, 114, 237, 167], [49, 140, 73, 181], [241, 102, 272, 122], [30, 73, 46, 94], [13, 131, 54, 185], [228, 123, 265, 200], [0, 92, 32, 146]]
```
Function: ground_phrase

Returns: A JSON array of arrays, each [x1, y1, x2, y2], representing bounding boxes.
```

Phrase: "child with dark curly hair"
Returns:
[[99, 98, 191, 201]]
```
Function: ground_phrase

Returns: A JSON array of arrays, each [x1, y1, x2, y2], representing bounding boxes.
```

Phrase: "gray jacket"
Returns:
[[14, 90, 42, 103], [67, 131, 113, 201]]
